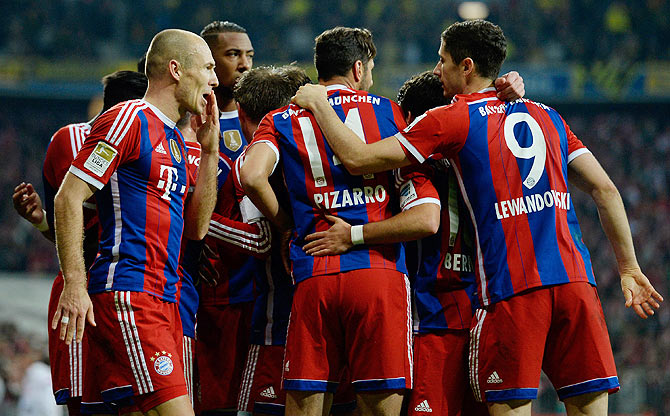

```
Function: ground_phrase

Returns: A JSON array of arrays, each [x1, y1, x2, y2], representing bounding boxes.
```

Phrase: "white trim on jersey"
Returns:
[[238, 344, 261, 412], [105, 172, 123, 290], [402, 197, 441, 212], [142, 100, 175, 129], [568, 147, 591, 164], [394, 132, 426, 164], [325, 84, 355, 94], [219, 109, 239, 120], [69, 165, 105, 190], [207, 219, 271, 254], [450, 160, 489, 305]]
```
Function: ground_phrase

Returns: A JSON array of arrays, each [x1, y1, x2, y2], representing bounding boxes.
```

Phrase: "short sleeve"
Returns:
[[70, 103, 142, 189], [395, 165, 441, 212], [394, 102, 469, 164], [563, 118, 590, 163], [247, 113, 281, 173]]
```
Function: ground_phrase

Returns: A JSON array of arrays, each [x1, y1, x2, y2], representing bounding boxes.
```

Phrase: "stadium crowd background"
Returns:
[[0, 1, 669, 414]]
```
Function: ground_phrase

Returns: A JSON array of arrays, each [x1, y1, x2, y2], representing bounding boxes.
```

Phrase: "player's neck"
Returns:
[[319, 76, 357, 90], [144, 85, 181, 124], [215, 87, 237, 112], [463, 77, 494, 95]]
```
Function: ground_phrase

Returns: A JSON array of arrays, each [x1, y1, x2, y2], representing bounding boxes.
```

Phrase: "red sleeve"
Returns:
[[206, 170, 272, 259], [394, 101, 470, 163], [248, 113, 281, 157], [43, 126, 78, 191], [395, 164, 441, 212], [562, 117, 590, 162], [70, 102, 143, 189]]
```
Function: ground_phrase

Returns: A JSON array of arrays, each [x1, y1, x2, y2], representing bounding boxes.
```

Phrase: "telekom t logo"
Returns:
[[157, 165, 186, 201]]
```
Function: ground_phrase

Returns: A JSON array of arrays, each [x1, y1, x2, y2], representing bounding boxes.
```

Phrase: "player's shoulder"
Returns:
[[50, 122, 90, 143]]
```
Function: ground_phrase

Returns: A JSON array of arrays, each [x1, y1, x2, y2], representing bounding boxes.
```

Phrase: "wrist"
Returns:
[[32, 210, 49, 232], [350, 225, 364, 246]]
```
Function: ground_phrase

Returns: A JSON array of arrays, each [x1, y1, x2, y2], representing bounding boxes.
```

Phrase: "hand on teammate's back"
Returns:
[[303, 215, 353, 256]]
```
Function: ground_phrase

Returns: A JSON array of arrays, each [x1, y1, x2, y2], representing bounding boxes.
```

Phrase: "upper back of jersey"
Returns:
[[70, 99, 194, 302], [252, 85, 408, 283], [397, 88, 594, 306]]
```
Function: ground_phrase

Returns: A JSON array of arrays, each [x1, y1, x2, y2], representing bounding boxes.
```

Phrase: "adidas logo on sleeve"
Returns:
[[414, 400, 433, 412], [260, 386, 278, 399], [487, 371, 503, 384]]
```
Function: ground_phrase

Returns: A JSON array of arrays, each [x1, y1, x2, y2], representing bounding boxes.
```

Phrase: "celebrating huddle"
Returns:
[[12, 18, 663, 416]]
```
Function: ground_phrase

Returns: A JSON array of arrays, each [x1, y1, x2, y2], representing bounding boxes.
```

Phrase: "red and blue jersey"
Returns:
[[251, 85, 408, 283], [177, 141, 202, 338], [230, 153, 294, 346], [43, 122, 100, 268], [200, 146, 262, 306], [397, 162, 478, 333], [218, 110, 247, 173], [396, 88, 594, 306], [70, 99, 195, 303]]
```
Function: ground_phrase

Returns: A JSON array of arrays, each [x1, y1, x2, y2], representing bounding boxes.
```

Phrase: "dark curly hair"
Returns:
[[397, 71, 449, 119], [314, 27, 376, 81], [441, 19, 506, 79]]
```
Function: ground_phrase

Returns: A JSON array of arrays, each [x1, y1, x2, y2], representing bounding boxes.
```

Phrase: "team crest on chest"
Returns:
[[169, 139, 182, 163], [150, 351, 174, 376], [222, 130, 242, 152]]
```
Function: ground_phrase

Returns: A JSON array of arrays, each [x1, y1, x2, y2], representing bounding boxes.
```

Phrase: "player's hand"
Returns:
[[291, 84, 328, 111], [194, 91, 220, 154], [13, 182, 44, 225], [304, 215, 353, 256], [199, 242, 220, 287], [495, 71, 525, 102], [52, 278, 95, 345], [620, 268, 663, 319]]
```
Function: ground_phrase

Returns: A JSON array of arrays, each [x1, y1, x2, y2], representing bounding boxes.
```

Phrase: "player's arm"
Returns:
[[13, 182, 54, 242], [568, 152, 663, 318], [292, 85, 411, 175], [240, 143, 293, 231], [53, 172, 96, 344], [184, 92, 220, 240], [303, 202, 440, 256], [207, 212, 272, 259]]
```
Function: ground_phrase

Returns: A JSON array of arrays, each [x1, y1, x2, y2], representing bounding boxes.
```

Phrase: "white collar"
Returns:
[[220, 109, 239, 120], [141, 100, 176, 129]]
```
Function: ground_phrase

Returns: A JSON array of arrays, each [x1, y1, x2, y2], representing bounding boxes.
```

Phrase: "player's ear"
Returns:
[[405, 110, 414, 125], [168, 59, 181, 81], [353, 60, 364, 83], [462, 57, 475, 77]]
